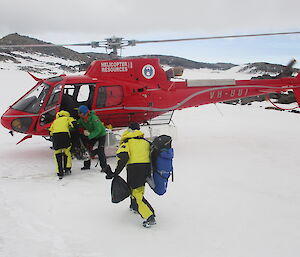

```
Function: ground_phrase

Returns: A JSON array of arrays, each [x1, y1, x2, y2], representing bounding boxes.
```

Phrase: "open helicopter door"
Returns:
[[34, 81, 96, 136], [35, 83, 63, 137]]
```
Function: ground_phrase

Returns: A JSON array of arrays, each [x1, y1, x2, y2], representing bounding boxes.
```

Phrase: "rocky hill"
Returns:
[[239, 62, 298, 74], [0, 33, 91, 63]]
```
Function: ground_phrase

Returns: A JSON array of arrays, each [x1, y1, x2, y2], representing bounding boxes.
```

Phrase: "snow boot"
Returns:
[[57, 172, 64, 180], [64, 168, 71, 175], [81, 160, 91, 170], [129, 207, 138, 214], [130, 197, 138, 214], [142, 215, 156, 228]]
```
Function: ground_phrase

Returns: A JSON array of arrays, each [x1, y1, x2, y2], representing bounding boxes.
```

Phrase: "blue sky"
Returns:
[[64, 33, 300, 67]]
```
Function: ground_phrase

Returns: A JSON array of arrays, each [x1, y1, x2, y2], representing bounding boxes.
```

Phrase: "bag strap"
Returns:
[[123, 136, 151, 144], [153, 169, 173, 181]]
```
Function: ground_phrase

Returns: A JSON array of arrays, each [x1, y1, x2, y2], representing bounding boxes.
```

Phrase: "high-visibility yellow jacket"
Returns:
[[49, 110, 75, 136], [115, 129, 151, 189], [117, 129, 150, 164], [49, 110, 76, 150]]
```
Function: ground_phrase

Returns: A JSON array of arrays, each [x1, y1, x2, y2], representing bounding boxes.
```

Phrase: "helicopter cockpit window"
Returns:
[[45, 84, 62, 111], [96, 86, 123, 108], [12, 83, 50, 114]]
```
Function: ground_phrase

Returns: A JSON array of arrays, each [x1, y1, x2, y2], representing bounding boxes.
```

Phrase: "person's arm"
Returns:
[[49, 122, 54, 136], [115, 152, 129, 175], [77, 118, 83, 128], [114, 143, 130, 175], [68, 117, 76, 129]]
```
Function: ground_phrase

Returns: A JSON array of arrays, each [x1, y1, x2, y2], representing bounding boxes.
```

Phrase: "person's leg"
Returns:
[[64, 146, 72, 168], [141, 197, 155, 216], [63, 146, 72, 174], [70, 130, 80, 151], [130, 196, 138, 212], [54, 149, 64, 178], [96, 135, 107, 169], [81, 159, 91, 170], [81, 136, 95, 170], [131, 186, 154, 219]]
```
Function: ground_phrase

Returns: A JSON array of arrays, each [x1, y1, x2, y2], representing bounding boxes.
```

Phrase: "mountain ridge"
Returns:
[[1, 33, 298, 75]]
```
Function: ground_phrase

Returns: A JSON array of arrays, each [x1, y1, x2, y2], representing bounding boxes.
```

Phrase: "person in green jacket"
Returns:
[[77, 105, 112, 174]]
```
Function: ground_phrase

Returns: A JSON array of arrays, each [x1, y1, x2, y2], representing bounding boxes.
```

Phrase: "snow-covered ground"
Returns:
[[1, 68, 300, 257]]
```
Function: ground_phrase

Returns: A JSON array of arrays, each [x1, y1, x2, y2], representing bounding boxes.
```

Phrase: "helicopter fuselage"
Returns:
[[2, 58, 300, 136]]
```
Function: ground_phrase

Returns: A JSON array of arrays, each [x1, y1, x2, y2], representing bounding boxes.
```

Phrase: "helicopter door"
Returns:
[[36, 83, 63, 134], [96, 85, 123, 108], [95, 85, 124, 126]]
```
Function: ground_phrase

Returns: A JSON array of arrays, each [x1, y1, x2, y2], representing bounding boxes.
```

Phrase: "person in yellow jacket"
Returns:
[[106, 122, 156, 228], [49, 110, 76, 179]]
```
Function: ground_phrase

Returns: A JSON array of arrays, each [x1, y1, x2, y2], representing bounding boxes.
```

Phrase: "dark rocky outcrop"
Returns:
[[240, 62, 298, 75], [0, 33, 91, 63]]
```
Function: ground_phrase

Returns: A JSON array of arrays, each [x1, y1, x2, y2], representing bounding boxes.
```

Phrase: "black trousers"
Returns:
[[82, 135, 107, 169]]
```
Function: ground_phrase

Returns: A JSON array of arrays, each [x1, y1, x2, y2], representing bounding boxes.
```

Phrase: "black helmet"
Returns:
[[128, 122, 140, 130]]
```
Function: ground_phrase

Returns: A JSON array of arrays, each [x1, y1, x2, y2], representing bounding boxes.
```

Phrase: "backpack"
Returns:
[[124, 134, 174, 195], [148, 135, 174, 195]]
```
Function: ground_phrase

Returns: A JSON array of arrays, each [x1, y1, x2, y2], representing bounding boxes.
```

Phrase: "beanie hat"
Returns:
[[128, 122, 140, 130], [78, 105, 89, 115]]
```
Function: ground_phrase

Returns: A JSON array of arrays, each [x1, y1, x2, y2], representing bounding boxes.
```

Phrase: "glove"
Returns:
[[83, 130, 90, 137], [105, 172, 115, 180], [105, 167, 119, 180]]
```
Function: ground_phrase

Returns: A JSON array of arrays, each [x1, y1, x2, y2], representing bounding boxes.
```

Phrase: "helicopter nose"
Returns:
[[1, 109, 33, 133]]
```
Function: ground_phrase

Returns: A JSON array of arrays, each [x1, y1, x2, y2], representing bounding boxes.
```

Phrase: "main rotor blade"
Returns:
[[0, 42, 106, 49], [1, 31, 299, 50], [134, 31, 300, 44]]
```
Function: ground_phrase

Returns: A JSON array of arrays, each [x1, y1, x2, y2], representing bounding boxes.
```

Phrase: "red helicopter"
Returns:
[[1, 32, 300, 144]]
